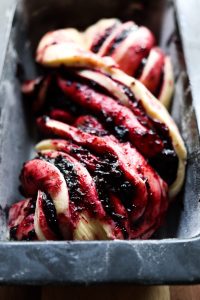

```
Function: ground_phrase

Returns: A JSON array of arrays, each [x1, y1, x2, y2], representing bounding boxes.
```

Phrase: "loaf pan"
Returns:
[[0, 0, 200, 285]]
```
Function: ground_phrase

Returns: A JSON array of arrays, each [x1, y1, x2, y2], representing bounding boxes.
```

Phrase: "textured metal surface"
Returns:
[[0, 0, 16, 81], [0, 0, 200, 284], [175, 0, 200, 130], [0, 239, 200, 285]]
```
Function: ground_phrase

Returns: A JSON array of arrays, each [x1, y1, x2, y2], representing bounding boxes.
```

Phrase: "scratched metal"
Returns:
[[0, 0, 199, 284]]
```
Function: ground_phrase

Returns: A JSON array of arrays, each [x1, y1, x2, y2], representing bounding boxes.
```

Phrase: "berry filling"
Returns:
[[8, 18, 186, 241]]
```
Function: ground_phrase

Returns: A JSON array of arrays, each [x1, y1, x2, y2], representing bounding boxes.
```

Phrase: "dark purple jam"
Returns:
[[44, 72, 85, 117], [106, 26, 138, 56], [24, 198, 36, 215], [51, 155, 85, 211], [94, 154, 135, 211], [91, 24, 117, 53], [10, 225, 18, 240], [92, 154, 138, 238], [76, 116, 108, 136], [134, 57, 147, 78], [41, 192, 62, 238], [149, 149, 178, 185], [70, 146, 101, 170], [22, 229, 36, 241]]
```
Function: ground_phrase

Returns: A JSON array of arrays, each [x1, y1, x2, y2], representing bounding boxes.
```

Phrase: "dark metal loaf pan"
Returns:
[[0, 0, 200, 285]]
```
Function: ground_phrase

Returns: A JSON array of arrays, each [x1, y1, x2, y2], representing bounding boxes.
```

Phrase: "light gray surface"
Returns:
[[175, 0, 200, 129], [0, 0, 16, 81]]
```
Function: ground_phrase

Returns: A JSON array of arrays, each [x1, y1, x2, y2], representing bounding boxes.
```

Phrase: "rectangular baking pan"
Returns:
[[0, 0, 200, 285]]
